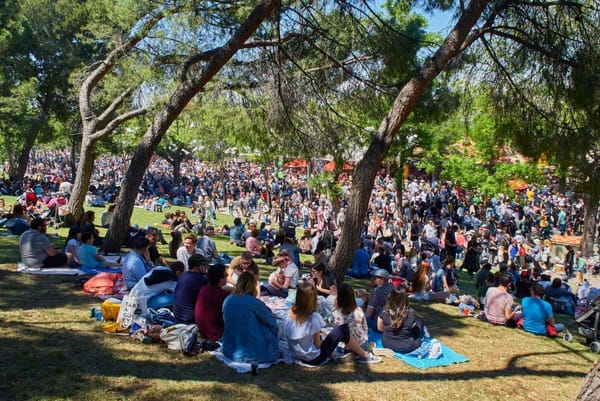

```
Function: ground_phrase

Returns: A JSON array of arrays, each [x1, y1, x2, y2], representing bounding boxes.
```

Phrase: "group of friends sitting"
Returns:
[[14, 205, 590, 369]]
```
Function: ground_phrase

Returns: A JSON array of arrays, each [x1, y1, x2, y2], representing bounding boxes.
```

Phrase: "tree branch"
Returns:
[[89, 107, 148, 141], [96, 87, 136, 125], [79, 8, 170, 123]]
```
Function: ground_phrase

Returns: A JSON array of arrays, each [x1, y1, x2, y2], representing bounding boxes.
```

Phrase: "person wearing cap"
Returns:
[[261, 252, 299, 298], [172, 254, 210, 323], [19, 217, 68, 268], [365, 268, 393, 331]]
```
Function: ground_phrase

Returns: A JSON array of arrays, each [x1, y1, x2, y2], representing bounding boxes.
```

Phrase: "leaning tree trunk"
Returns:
[[576, 358, 600, 401], [328, 0, 490, 284], [13, 132, 36, 182], [102, 0, 280, 252], [581, 192, 598, 257], [67, 134, 97, 220]]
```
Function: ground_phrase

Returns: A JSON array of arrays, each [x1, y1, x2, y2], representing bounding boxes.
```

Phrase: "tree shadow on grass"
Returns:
[[0, 267, 92, 311], [0, 317, 593, 401]]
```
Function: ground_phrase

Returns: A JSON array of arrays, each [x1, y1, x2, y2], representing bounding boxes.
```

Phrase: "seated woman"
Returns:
[[330, 283, 369, 353], [283, 282, 381, 365], [410, 261, 431, 300], [76, 232, 121, 269], [222, 272, 279, 364], [377, 286, 425, 354]]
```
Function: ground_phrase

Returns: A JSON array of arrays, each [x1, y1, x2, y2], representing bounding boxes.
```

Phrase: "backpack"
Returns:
[[160, 323, 199, 355]]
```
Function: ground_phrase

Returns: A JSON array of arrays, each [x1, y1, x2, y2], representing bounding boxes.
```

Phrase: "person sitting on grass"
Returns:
[[483, 273, 520, 327], [330, 283, 370, 354], [261, 252, 298, 298], [365, 269, 394, 330], [521, 283, 564, 336], [122, 237, 153, 290], [172, 254, 209, 324], [222, 272, 279, 364], [377, 285, 426, 354], [283, 282, 382, 365], [19, 217, 68, 268], [77, 232, 121, 269], [195, 264, 230, 342]]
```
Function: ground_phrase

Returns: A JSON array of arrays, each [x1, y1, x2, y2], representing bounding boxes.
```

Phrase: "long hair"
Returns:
[[234, 271, 257, 297], [384, 286, 410, 330], [291, 281, 317, 324], [335, 283, 357, 315], [411, 261, 430, 293]]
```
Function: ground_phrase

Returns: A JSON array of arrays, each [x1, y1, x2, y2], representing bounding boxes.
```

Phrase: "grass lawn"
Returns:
[[0, 197, 596, 401]]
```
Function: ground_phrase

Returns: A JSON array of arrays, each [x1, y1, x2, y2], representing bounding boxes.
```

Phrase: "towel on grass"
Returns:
[[17, 262, 81, 275], [369, 330, 468, 369]]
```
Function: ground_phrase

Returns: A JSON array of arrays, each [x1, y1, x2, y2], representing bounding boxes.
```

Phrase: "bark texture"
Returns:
[[329, 0, 491, 283], [103, 0, 280, 251], [576, 357, 600, 401]]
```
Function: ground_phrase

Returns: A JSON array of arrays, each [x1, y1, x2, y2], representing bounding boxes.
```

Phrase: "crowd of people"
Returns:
[[4, 147, 600, 365]]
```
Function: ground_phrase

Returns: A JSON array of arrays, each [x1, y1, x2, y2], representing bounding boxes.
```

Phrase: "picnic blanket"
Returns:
[[17, 262, 81, 275], [369, 331, 468, 369], [17, 261, 122, 276]]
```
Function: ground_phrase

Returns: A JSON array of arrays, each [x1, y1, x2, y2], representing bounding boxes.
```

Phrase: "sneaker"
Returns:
[[332, 351, 354, 364], [357, 352, 382, 364]]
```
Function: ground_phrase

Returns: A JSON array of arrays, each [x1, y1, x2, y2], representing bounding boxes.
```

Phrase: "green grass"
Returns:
[[0, 199, 595, 400]]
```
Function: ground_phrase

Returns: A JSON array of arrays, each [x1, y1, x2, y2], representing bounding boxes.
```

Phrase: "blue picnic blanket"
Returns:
[[369, 330, 469, 369], [79, 266, 122, 275]]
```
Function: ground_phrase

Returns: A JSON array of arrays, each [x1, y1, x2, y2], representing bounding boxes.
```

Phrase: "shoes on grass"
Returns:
[[357, 352, 382, 364]]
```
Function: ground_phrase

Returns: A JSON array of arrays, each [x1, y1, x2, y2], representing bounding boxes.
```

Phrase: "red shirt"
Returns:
[[194, 284, 229, 341]]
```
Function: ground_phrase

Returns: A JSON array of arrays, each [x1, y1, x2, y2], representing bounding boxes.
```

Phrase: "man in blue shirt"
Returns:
[[522, 283, 564, 335], [347, 242, 369, 279]]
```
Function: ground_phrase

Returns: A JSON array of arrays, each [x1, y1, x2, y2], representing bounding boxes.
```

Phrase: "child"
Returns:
[[78, 232, 121, 269], [377, 286, 426, 354], [330, 283, 369, 352], [283, 282, 381, 365]]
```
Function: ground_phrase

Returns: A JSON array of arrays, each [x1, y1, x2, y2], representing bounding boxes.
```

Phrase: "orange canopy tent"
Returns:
[[508, 179, 528, 191], [283, 159, 307, 169], [323, 161, 354, 172]]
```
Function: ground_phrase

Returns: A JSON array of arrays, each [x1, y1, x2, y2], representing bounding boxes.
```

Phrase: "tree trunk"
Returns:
[[581, 192, 598, 257], [14, 130, 37, 182], [67, 134, 97, 219], [103, 0, 280, 252], [576, 358, 600, 401], [328, 0, 490, 283]]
